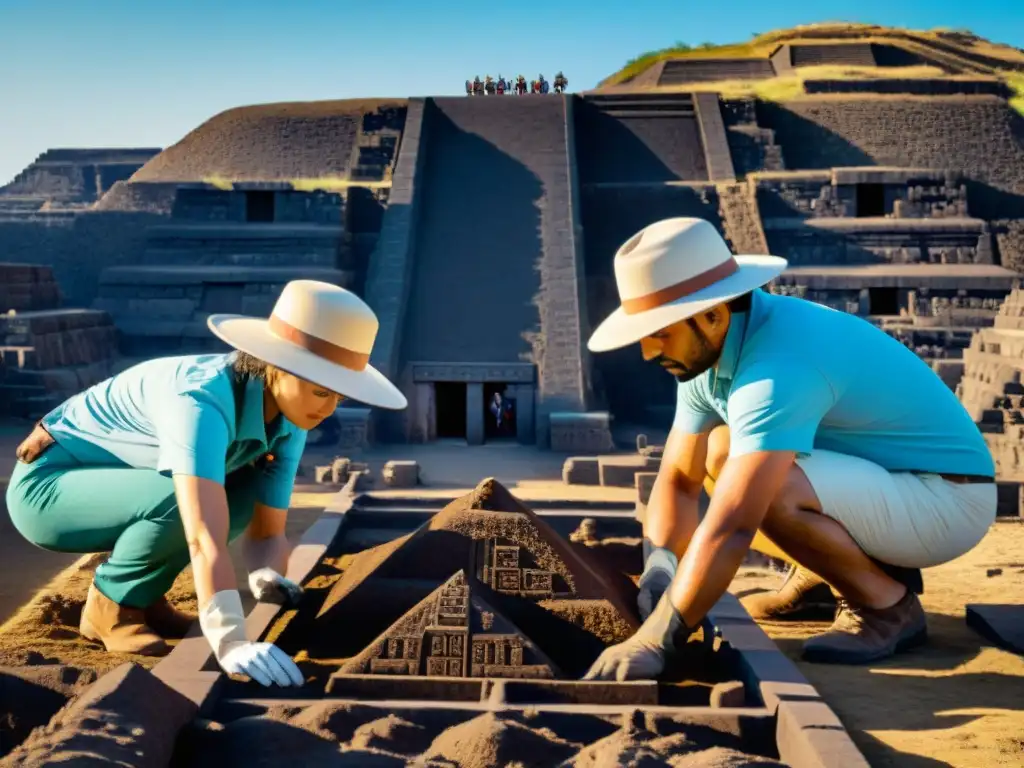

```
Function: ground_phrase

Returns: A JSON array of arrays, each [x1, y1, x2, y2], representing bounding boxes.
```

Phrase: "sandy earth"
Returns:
[[733, 522, 1024, 768], [2, 429, 1023, 766]]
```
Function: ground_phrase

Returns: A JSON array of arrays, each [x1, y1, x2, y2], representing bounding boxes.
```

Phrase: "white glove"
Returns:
[[248, 567, 304, 607], [199, 590, 304, 687], [638, 546, 678, 621]]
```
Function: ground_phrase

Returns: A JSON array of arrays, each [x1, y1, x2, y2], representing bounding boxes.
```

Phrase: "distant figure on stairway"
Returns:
[[516, 75, 527, 95], [554, 71, 568, 93], [465, 79, 473, 96], [496, 76, 507, 95], [484, 75, 495, 95], [538, 74, 549, 94]]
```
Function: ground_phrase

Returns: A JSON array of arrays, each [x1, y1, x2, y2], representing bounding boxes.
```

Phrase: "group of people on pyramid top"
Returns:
[[6, 217, 996, 688], [466, 72, 568, 96]]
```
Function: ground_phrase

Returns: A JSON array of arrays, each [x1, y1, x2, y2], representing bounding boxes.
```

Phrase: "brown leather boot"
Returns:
[[79, 583, 170, 656], [802, 591, 928, 664], [741, 565, 837, 621], [144, 596, 197, 639]]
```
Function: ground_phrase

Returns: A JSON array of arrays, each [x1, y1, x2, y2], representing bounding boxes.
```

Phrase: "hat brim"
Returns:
[[587, 256, 789, 353], [207, 315, 408, 410]]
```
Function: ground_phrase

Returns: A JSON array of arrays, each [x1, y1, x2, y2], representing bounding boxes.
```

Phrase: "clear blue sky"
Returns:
[[1, 0, 1021, 186]]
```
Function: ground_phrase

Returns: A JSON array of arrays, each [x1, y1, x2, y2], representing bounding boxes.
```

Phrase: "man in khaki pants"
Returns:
[[582, 218, 996, 680]]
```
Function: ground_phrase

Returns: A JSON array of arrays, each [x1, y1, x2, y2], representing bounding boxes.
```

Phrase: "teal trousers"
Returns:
[[5, 442, 258, 609]]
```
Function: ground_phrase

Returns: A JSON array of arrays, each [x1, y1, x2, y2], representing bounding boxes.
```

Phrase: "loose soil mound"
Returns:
[[180, 705, 783, 768], [130, 98, 407, 183]]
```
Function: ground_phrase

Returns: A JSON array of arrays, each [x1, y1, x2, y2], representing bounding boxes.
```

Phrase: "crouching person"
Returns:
[[6, 281, 407, 686], [583, 218, 996, 680]]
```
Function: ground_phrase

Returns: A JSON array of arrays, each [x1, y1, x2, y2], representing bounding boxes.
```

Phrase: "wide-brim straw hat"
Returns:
[[208, 280, 407, 410], [588, 218, 789, 352]]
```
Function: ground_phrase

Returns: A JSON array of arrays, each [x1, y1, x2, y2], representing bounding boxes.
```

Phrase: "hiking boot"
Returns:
[[79, 583, 170, 656], [801, 591, 927, 665], [741, 565, 837, 621], [144, 596, 197, 639]]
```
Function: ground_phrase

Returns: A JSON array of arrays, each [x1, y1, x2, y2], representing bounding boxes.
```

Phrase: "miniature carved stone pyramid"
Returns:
[[338, 569, 561, 679], [318, 477, 639, 623]]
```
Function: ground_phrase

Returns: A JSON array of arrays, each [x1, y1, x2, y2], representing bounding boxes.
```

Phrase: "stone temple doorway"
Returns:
[[483, 382, 517, 441], [405, 363, 537, 445], [435, 382, 467, 438]]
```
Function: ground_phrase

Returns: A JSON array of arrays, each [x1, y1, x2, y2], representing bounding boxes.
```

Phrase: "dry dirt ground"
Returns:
[[2, 431, 1022, 766], [734, 523, 1024, 768]]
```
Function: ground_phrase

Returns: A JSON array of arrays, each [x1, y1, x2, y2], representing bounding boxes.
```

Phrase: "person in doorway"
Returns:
[[490, 392, 505, 432], [581, 217, 996, 680], [6, 280, 407, 687]]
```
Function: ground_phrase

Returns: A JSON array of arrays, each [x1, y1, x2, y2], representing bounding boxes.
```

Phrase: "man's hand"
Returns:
[[583, 593, 691, 681], [248, 567, 304, 607], [583, 635, 667, 681]]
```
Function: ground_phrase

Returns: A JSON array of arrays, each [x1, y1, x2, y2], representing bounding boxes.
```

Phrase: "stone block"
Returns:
[[635, 472, 658, 505], [382, 459, 419, 488], [598, 455, 660, 488], [549, 411, 614, 453], [562, 456, 600, 485], [331, 457, 351, 484], [314, 465, 335, 484]]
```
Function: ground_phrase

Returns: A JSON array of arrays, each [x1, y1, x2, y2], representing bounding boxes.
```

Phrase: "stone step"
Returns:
[[599, 108, 697, 119], [140, 249, 339, 267], [98, 265, 352, 286], [145, 222, 344, 241]]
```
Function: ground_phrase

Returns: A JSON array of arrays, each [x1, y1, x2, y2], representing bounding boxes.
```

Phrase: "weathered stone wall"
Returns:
[[0, 308, 119, 418], [803, 79, 1011, 97], [0, 264, 62, 311], [759, 97, 1024, 205], [1, 149, 160, 204], [93, 265, 353, 356], [762, 219, 991, 266], [0, 211, 164, 307], [721, 99, 784, 177], [130, 100, 407, 183], [169, 187, 344, 224], [754, 170, 969, 220], [574, 95, 709, 183]]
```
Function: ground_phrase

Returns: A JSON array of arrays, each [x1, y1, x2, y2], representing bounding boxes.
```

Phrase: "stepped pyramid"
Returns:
[[338, 570, 560, 679]]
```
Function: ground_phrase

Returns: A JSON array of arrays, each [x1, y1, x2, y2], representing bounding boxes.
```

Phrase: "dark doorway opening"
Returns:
[[868, 287, 900, 315], [856, 184, 886, 217], [245, 190, 276, 222], [435, 382, 467, 438], [484, 383, 516, 440]]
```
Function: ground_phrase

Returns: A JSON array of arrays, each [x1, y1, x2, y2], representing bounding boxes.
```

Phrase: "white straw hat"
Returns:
[[588, 218, 788, 352], [207, 280, 407, 409]]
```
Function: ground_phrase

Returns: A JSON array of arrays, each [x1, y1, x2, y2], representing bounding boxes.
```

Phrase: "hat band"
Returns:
[[621, 258, 739, 315], [268, 314, 369, 372]]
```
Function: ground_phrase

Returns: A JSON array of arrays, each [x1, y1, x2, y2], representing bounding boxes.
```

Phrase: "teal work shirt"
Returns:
[[673, 289, 995, 477], [41, 353, 307, 509]]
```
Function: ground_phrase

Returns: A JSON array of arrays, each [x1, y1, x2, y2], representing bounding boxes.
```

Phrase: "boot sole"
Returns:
[[801, 626, 928, 665], [749, 603, 838, 622]]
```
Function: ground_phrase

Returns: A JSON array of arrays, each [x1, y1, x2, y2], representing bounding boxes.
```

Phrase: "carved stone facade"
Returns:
[[476, 538, 564, 598], [340, 570, 559, 679]]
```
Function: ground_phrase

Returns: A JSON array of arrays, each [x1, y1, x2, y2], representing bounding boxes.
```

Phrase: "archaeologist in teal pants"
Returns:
[[582, 218, 996, 679], [6, 280, 406, 687]]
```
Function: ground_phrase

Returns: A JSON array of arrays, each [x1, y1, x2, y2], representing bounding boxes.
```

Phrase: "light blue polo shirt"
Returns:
[[673, 289, 994, 477], [41, 353, 307, 509]]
